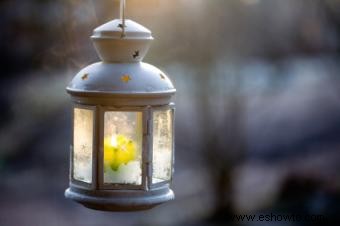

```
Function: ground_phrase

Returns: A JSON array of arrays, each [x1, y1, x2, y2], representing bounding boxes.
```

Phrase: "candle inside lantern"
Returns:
[[103, 111, 143, 185], [104, 134, 137, 171]]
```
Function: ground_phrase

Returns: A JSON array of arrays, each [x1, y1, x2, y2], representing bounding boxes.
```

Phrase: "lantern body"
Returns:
[[65, 19, 176, 211]]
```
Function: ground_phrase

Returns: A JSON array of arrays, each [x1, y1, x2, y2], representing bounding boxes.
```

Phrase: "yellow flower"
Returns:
[[104, 135, 136, 171]]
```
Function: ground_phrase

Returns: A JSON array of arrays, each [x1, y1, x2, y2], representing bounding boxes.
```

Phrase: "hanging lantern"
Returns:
[[65, 0, 176, 211]]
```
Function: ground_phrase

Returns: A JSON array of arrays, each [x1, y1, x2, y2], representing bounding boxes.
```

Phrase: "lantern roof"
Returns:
[[67, 17, 175, 105], [67, 62, 175, 97], [67, 18, 175, 100]]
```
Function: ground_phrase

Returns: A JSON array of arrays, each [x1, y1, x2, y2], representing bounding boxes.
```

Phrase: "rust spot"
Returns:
[[121, 74, 132, 83], [82, 73, 89, 80]]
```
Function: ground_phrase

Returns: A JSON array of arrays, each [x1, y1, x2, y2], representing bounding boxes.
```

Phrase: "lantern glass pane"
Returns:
[[103, 111, 143, 185], [152, 109, 173, 183], [73, 108, 94, 184]]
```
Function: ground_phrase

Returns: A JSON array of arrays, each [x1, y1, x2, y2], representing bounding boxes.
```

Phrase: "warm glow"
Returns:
[[110, 135, 118, 147], [103, 111, 142, 185], [104, 134, 137, 171]]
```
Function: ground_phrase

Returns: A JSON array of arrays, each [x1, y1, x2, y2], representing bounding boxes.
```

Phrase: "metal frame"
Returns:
[[149, 103, 175, 188], [170, 104, 176, 185], [71, 104, 98, 190], [144, 106, 153, 191]]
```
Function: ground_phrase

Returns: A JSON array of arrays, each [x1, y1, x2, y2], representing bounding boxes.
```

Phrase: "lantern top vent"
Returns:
[[91, 19, 154, 62], [92, 19, 153, 40]]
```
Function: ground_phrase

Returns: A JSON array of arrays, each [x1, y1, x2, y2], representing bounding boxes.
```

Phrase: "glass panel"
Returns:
[[73, 108, 94, 183], [152, 109, 173, 183], [103, 111, 143, 185]]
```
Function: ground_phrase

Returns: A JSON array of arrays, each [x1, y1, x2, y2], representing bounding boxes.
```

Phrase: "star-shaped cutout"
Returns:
[[82, 73, 89, 80], [133, 50, 139, 59], [121, 74, 132, 83], [160, 73, 166, 80], [118, 23, 126, 29]]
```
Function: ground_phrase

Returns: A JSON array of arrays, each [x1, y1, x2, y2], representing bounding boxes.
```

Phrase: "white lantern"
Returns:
[[65, 2, 175, 211]]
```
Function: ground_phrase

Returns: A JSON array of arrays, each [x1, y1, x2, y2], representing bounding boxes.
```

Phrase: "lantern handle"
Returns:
[[120, 0, 126, 37]]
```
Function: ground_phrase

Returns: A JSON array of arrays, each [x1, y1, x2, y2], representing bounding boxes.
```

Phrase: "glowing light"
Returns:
[[110, 135, 118, 147], [104, 134, 137, 171]]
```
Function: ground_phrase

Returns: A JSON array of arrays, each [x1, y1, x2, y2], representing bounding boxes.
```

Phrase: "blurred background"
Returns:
[[0, 0, 340, 225]]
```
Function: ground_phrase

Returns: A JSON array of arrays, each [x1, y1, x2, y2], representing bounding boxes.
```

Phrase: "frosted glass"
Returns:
[[152, 109, 173, 183], [73, 108, 94, 183], [104, 112, 143, 185]]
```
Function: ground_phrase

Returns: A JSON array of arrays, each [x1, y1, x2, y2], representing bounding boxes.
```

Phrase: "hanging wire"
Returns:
[[120, 0, 126, 37]]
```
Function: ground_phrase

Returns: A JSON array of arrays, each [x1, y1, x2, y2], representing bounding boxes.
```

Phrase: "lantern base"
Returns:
[[65, 185, 174, 212]]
